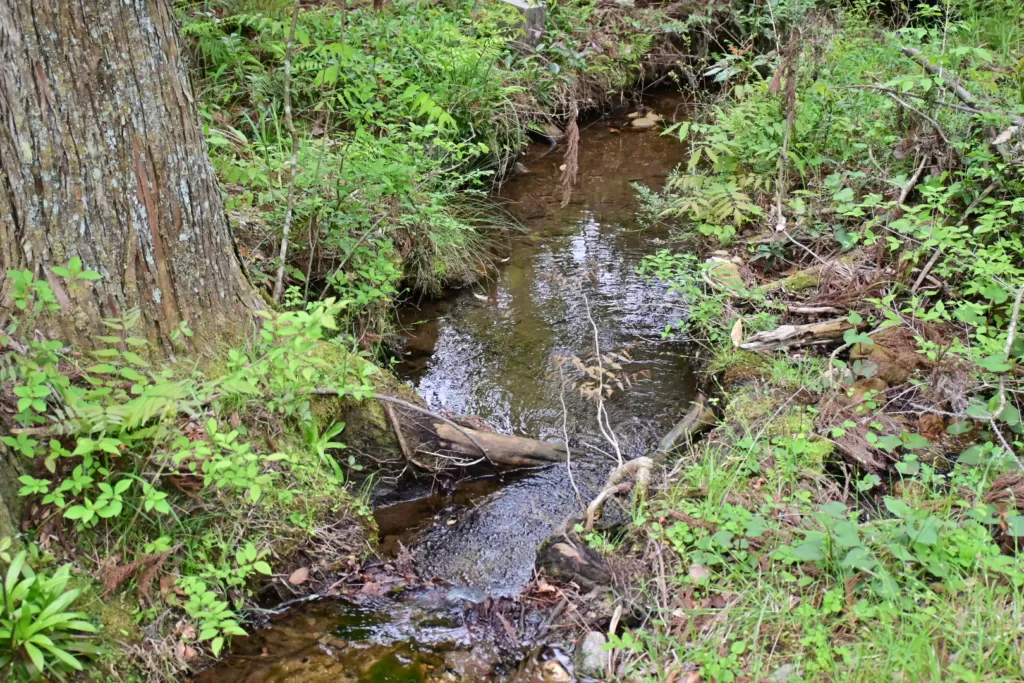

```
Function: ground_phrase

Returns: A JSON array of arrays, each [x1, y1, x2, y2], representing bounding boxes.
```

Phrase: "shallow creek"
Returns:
[[202, 92, 695, 682]]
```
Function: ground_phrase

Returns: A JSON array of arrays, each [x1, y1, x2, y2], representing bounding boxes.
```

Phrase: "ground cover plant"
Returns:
[[598, 0, 1024, 679]]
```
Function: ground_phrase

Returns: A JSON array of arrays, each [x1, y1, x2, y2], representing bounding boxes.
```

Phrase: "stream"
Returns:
[[202, 92, 695, 683]]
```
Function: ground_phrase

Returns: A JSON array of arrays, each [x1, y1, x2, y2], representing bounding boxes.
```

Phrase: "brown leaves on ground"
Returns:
[[99, 550, 172, 605], [288, 566, 310, 585]]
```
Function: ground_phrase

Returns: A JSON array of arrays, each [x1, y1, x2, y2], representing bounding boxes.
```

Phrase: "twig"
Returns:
[[272, 2, 302, 304], [382, 401, 416, 465], [773, 30, 801, 233], [559, 98, 579, 208], [784, 305, 843, 315], [558, 366, 585, 515], [582, 295, 623, 467], [899, 155, 929, 207], [783, 230, 832, 267], [901, 47, 1024, 131], [964, 179, 1002, 219], [911, 245, 943, 293], [1004, 284, 1024, 358], [841, 84, 980, 116], [881, 90, 950, 147]]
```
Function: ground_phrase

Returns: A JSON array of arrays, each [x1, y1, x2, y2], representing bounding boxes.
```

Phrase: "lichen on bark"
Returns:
[[0, 0, 261, 354]]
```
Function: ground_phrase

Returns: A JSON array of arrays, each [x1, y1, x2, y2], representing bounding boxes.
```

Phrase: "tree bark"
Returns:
[[0, 0, 261, 353]]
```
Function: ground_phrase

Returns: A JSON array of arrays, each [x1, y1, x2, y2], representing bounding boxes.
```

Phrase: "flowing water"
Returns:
[[203, 92, 695, 682]]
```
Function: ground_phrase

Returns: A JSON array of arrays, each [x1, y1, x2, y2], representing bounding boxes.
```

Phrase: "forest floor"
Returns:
[[3, 0, 1024, 681], [577, 3, 1024, 681]]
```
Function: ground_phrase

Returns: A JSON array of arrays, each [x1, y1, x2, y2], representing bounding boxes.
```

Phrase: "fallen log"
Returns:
[[434, 422, 573, 467], [655, 394, 717, 457], [740, 318, 854, 352]]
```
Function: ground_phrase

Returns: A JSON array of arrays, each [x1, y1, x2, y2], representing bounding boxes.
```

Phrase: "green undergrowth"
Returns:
[[0, 271, 384, 679], [617, 374, 1024, 681], [606, 0, 1024, 680], [177, 0, 693, 337]]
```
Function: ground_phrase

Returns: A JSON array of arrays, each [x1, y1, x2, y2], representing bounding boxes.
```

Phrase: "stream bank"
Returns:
[[201, 91, 697, 682]]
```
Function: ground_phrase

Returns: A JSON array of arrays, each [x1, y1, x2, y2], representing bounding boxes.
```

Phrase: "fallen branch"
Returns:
[[655, 395, 716, 457], [911, 245, 943, 293], [381, 401, 439, 472], [434, 422, 572, 466], [584, 456, 653, 531], [901, 46, 1024, 146], [739, 318, 854, 352], [784, 304, 844, 315], [898, 155, 929, 207]]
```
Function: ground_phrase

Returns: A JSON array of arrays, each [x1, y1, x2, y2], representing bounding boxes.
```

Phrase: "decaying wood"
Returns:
[[655, 394, 716, 457], [435, 423, 573, 467], [784, 305, 844, 315], [740, 319, 854, 352]]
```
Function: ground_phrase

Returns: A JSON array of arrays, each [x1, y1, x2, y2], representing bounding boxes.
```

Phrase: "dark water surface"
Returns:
[[202, 92, 694, 682]]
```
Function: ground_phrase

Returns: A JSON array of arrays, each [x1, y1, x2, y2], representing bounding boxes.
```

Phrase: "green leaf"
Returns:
[[843, 329, 873, 345], [252, 561, 272, 576], [23, 641, 46, 672], [87, 364, 118, 375], [5, 550, 26, 596], [119, 367, 146, 382], [121, 351, 150, 367], [946, 421, 973, 435], [1006, 515, 1024, 537], [883, 497, 912, 519], [900, 433, 931, 450], [63, 505, 89, 521], [840, 546, 876, 571], [96, 500, 122, 518], [875, 434, 902, 453], [978, 353, 1012, 373], [792, 532, 826, 562], [37, 640, 83, 671]]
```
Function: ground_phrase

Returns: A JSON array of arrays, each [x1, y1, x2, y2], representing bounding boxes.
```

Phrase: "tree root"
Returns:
[[584, 456, 653, 531]]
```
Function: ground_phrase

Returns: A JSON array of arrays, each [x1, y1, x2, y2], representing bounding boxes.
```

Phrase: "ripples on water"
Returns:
[[399, 97, 696, 458]]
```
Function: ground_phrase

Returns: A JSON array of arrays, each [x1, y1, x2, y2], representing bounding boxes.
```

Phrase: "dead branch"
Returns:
[[911, 245, 943, 293], [655, 394, 716, 458], [739, 318, 854, 352], [784, 305, 844, 315], [584, 456, 653, 531], [434, 422, 572, 466], [901, 46, 1024, 146], [899, 155, 929, 206], [882, 89, 950, 147], [272, 2, 302, 304], [559, 101, 580, 208]]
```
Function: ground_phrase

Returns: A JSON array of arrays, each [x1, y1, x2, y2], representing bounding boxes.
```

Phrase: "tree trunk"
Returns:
[[0, 0, 261, 353]]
